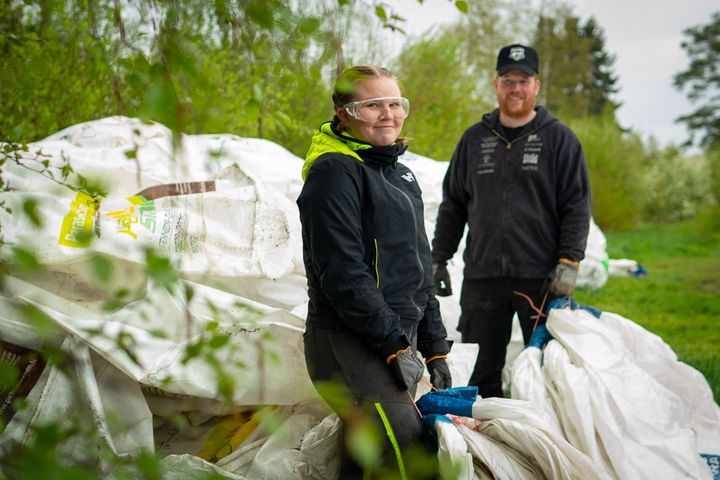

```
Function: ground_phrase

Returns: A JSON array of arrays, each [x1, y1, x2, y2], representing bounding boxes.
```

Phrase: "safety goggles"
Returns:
[[499, 77, 534, 89], [343, 96, 410, 122]]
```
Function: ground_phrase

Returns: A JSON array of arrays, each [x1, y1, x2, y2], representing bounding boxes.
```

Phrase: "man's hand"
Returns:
[[432, 263, 452, 297], [426, 355, 452, 390], [548, 258, 579, 297], [387, 347, 425, 390]]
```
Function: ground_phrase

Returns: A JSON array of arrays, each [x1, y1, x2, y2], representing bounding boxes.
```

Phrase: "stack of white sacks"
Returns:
[[0, 116, 717, 479]]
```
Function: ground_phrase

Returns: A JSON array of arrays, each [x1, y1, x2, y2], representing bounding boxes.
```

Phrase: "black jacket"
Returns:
[[432, 106, 591, 279], [297, 122, 450, 359]]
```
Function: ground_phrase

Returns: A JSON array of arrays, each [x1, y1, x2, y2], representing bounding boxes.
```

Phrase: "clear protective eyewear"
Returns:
[[500, 77, 533, 89], [343, 96, 410, 122]]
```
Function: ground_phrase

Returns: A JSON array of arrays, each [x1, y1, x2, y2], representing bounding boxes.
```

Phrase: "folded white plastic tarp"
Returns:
[[0, 329, 153, 462], [549, 307, 716, 479], [424, 415, 475, 480], [0, 279, 341, 479], [511, 301, 719, 480], [2, 276, 318, 406], [541, 339, 615, 476], [417, 388, 604, 480], [510, 337, 562, 433]]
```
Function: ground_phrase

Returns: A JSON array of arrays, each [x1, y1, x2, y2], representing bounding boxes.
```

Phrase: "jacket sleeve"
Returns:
[[416, 290, 451, 359], [555, 126, 592, 262], [298, 156, 408, 358], [431, 135, 471, 265]]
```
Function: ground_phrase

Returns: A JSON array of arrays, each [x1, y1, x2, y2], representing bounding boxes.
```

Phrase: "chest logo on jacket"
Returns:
[[522, 134, 543, 171], [477, 136, 498, 175], [401, 172, 415, 183]]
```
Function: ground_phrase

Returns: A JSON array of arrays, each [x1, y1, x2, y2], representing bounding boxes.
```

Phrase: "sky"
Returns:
[[385, 0, 718, 151]]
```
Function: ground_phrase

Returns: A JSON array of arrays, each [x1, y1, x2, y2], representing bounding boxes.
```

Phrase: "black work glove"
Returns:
[[426, 355, 452, 390], [387, 347, 425, 390], [548, 258, 579, 297], [432, 262, 452, 297]]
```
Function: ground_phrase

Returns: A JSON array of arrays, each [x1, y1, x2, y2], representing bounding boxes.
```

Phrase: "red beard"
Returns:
[[498, 94, 536, 120]]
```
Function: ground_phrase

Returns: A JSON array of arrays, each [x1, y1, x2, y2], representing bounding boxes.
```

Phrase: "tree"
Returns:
[[535, 10, 590, 117], [395, 0, 531, 161], [0, 1, 126, 142], [569, 112, 649, 230], [578, 16, 619, 115], [674, 11, 720, 148], [395, 31, 481, 161], [534, 10, 618, 119]]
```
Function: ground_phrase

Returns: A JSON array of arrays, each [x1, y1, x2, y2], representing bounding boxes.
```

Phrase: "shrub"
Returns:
[[643, 146, 713, 222], [568, 114, 649, 231]]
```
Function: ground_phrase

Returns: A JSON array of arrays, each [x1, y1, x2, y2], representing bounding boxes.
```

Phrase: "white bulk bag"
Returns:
[[541, 339, 615, 478], [511, 344, 562, 432], [547, 308, 714, 479]]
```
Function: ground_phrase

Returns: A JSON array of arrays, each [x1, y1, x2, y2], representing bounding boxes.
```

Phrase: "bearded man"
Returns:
[[430, 44, 591, 398]]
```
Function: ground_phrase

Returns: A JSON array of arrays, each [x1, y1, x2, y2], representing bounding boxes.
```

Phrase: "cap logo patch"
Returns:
[[509, 47, 525, 61]]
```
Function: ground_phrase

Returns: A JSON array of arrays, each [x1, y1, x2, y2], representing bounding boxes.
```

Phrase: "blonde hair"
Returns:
[[332, 65, 399, 110]]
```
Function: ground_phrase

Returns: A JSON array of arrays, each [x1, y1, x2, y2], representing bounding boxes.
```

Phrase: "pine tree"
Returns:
[[673, 12, 720, 148], [534, 12, 618, 119], [579, 17, 619, 115]]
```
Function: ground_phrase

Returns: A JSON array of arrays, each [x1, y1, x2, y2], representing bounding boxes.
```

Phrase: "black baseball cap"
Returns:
[[496, 44, 539, 76]]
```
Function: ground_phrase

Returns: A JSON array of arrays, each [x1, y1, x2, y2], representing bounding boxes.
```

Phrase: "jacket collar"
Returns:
[[302, 121, 407, 181], [482, 105, 555, 132]]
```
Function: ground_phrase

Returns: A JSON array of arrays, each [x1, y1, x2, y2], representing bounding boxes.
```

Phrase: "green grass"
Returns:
[[574, 220, 720, 403]]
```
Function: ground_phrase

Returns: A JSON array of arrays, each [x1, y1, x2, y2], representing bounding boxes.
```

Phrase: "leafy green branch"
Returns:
[[1, 143, 106, 201]]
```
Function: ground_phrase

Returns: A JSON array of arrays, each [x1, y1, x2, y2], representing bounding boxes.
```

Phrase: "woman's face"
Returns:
[[338, 77, 405, 147]]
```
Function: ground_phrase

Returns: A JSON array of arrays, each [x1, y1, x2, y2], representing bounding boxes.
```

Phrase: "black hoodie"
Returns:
[[432, 106, 591, 279]]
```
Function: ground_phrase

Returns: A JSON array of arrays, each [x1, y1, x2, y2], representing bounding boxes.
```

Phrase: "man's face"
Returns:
[[493, 71, 540, 120]]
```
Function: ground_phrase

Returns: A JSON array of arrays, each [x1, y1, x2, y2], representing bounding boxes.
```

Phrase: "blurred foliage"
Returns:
[[568, 113, 649, 231], [395, 0, 527, 161], [0, 418, 166, 479], [395, 30, 486, 161], [704, 141, 720, 204], [0, 0, 389, 156], [0, 0, 123, 142], [643, 145, 713, 222], [674, 11, 720, 149], [578, 17, 619, 116], [535, 10, 618, 119], [536, 13, 593, 116]]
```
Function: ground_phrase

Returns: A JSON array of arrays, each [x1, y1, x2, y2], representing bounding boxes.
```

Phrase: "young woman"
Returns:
[[297, 65, 452, 478]]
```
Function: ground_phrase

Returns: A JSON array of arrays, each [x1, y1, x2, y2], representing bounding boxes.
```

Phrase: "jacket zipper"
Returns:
[[373, 238, 380, 288], [491, 128, 535, 149], [490, 127, 536, 274]]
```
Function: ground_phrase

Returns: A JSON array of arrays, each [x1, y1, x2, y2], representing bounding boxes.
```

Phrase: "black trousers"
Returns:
[[459, 277, 547, 398], [303, 325, 426, 479]]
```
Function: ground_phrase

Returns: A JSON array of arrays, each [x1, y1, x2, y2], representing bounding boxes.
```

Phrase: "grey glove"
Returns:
[[387, 347, 425, 390], [432, 262, 452, 297], [548, 259, 579, 297], [426, 355, 452, 390]]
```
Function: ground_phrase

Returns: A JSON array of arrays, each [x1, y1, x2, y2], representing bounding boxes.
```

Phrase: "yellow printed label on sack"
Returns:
[[58, 192, 98, 248], [105, 195, 156, 240]]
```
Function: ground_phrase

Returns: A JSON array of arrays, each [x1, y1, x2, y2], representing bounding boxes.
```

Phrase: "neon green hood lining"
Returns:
[[302, 122, 374, 181]]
